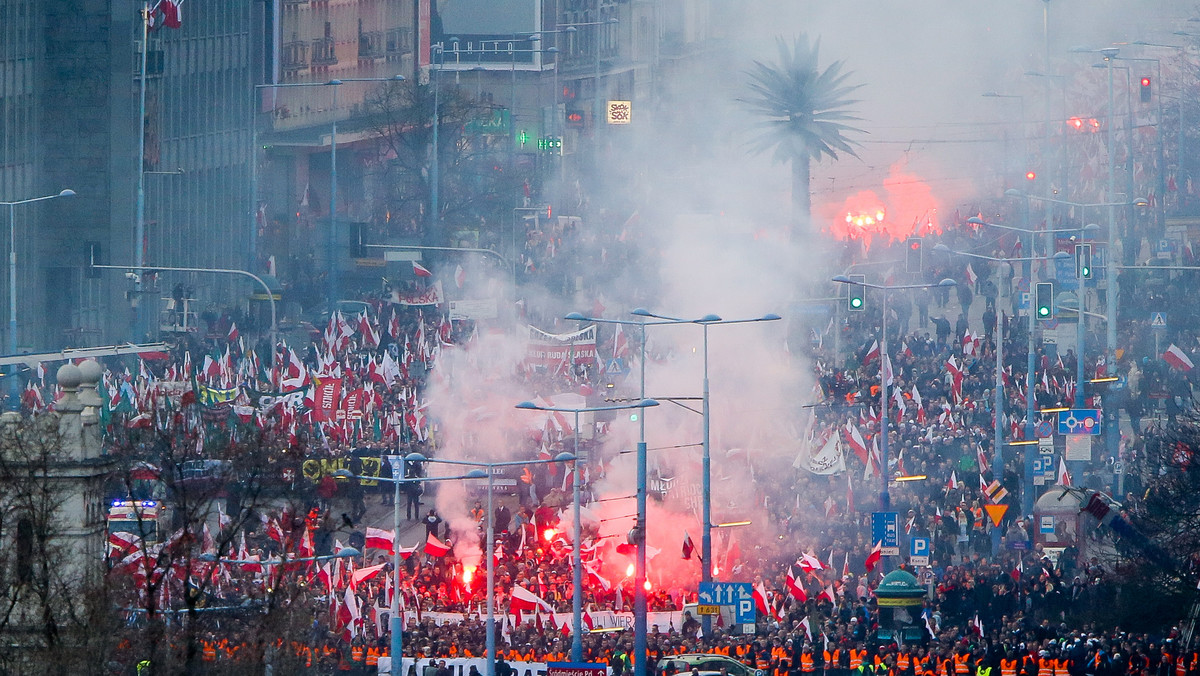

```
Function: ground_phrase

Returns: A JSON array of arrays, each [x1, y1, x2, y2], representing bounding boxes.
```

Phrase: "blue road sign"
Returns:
[[1058, 409, 1102, 435], [872, 511, 900, 555], [1150, 312, 1167, 329], [698, 582, 755, 624], [1053, 255, 1079, 291], [909, 537, 930, 566], [1035, 420, 1053, 438]]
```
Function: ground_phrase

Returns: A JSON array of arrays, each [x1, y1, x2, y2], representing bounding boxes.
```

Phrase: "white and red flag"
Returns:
[[752, 581, 770, 615], [424, 532, 451, 557], [1164, 344, 1194, 372], [785, 565, 807, 602], [365, 527, 394, 554], [865, 541, 882, 572], [412, 261, 433, 278]]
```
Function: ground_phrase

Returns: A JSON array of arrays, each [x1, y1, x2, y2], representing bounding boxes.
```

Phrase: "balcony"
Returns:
[[282, 41, 309, 72], [311, 37, 337, 66], [359, 31, 385, 60]]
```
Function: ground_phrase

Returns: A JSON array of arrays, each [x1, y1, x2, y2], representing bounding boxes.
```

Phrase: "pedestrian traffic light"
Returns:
[[1140, 77, 1152, 103], [847, 274, 866, 312], [1035, 282, 1054, 320], [905, 237, 923, 274], [1075, 243, 1093, 280]]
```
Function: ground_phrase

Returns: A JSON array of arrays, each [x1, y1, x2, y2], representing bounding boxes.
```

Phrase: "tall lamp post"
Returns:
[[515, 399, 659, 663], [832, 276, 956, 515], [416, 452, 576, 676], [1, 189, 75, 407], [627, 309, 780, 638], [335, 455, 495, 676]]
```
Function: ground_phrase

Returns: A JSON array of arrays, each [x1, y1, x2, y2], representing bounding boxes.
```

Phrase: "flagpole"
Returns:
[[135, 2, 153, 341]]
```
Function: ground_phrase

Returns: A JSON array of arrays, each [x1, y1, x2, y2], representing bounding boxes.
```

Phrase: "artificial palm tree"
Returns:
[[743, 36, 865, 234]]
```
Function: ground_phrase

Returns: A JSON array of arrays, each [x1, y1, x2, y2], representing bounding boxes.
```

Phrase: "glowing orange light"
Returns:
[[1026, 171, 1037, 181], [626, 564, 635, 577], [463, 566, 475, 585], [543, 528, 557, 541], [644, 581, 652, 591], [711, 566, 720, 577]]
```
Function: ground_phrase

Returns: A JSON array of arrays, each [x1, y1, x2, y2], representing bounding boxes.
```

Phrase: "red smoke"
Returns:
[[823, 161, 942, 246]]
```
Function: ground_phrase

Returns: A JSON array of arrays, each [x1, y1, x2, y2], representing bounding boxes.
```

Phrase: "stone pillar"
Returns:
[[76, 359, 104, 460]]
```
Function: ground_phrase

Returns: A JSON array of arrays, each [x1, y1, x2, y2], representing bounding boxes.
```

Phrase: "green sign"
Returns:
[[465, 109, 510, 135]]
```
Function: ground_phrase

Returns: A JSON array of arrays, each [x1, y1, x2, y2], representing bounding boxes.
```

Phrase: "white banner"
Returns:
[[526, 325, 597, 368], [794, 428, 845, 475]]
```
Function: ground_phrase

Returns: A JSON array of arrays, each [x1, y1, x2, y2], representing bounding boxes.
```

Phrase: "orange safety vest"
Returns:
[[367, 648, 379, 666], [1179, 655, 1189, 676], [202, 642, 217, 662], [351, 646, 365, 663], [954, 655, 972, 675], [825, 650, 841, 670], [972, 507, 984, 529], [898, 654, 912, 672], [802, 654, 817, 672], [850, 650, 866, 670], [1000, 659, 1017, 676], [1039, 658, 1056, 676]]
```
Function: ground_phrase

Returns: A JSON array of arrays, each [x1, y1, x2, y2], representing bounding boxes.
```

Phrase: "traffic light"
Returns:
[[1140, 77, 1152, 103], [1075, 243, 1093, 280], [905, 236, 923, 274], [847, 274, 866, 312], [1026, 171, 1037, 181], [1035, 282, 1054, 320]]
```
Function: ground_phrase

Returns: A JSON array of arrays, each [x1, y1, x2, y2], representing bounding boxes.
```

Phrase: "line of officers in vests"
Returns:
[[702, 637, 1200, 676]]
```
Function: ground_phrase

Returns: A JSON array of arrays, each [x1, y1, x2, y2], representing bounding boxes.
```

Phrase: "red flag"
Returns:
[[863, 340, 880, 366], [227, 322, 239, 343], [865, 541, 882, 572], [424, 532, 451, 557], [412, 261, 433, 278], [1057, 456, 1072, 487], [455, 264, 466, 289]]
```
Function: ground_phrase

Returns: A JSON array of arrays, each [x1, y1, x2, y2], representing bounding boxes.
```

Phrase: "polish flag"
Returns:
[[455, 264, 466, 289], [424, 532, 451, 557], [785, 565, 807, 602], [365, 527, 394, 554], [798, 553, 825, 573], [842, 552, 851, 579], [1164, 344, 1195, 372], [863, 340, 880, 366], [843, 422, 869, 465], [1057, 456, 1072, 487], [752, 581, 770, 615], [965, 263, 978, 286], [865, 541, 882, 572], [350, 563, 388, 590], [510, 584, 553, 614], [817, 584, 836, 604], [947, 470, 959, 491], [682, 531, 696, 560], [412, 261, 433, 278], [227, 322, 239, 343]]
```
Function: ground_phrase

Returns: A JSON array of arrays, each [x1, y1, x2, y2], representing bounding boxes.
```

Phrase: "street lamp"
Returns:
[[628, 308, 779, 638], [417, 452, 576, 676], [1, 189, 75, 407], [253, 75, 404, 308], [334, 454, 486, 675], [832, 276, 955, 521], [515, 399, 658, 662]]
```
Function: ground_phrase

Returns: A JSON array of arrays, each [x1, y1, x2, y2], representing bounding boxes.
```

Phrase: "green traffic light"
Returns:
[[851, 298, 863, 308], [1038, 307, 1050, 316]]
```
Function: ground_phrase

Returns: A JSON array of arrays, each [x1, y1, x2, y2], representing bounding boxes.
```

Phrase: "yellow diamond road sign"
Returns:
[[606, 100, 631, 125]]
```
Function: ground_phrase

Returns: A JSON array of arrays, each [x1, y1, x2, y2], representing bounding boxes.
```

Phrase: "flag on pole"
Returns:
[[865, 541, 882, 572], [786, 565, 807, 602], [1057, 456, 1072, 486], [412, 261, 433, 278], [1164, 344, 1195, 372], [682, 531, 696, 560], [365, 527, 394, 554], [454, 264, 465, 289], [752, 581, 770, 615], [424, 532, 451, 557]]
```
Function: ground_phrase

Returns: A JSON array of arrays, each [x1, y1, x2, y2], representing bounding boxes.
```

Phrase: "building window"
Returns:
[[15, 517, 33, 584]]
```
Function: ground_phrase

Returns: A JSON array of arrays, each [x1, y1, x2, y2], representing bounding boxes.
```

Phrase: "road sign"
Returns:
[[698, 582, 755, 624], [695, 605, 720, 616], [1040, 516, 1055, 534], [1157, 239, 1173, 260], [1058, 409, 1102, 435], [984, 504, 1009, 527], [909, 537, 930, 567], [1150, 312, 1167, 329], [1035, 420, 1054, 438], [872, 512, 900, 556], [1033, 457, 1046, 485]]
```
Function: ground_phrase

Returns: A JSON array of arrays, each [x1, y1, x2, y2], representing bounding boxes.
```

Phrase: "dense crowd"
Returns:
[[71, 202, 1200, 674]]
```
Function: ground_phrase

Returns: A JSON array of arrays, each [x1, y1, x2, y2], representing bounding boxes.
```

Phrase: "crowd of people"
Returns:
[[68, 199, 1200, 674]]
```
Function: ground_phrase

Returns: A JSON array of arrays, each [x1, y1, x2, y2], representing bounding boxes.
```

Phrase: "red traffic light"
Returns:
[[1026, 171, 1037, 181], [910, 240, 920, 250], [1141, 77, 1151, 87]]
